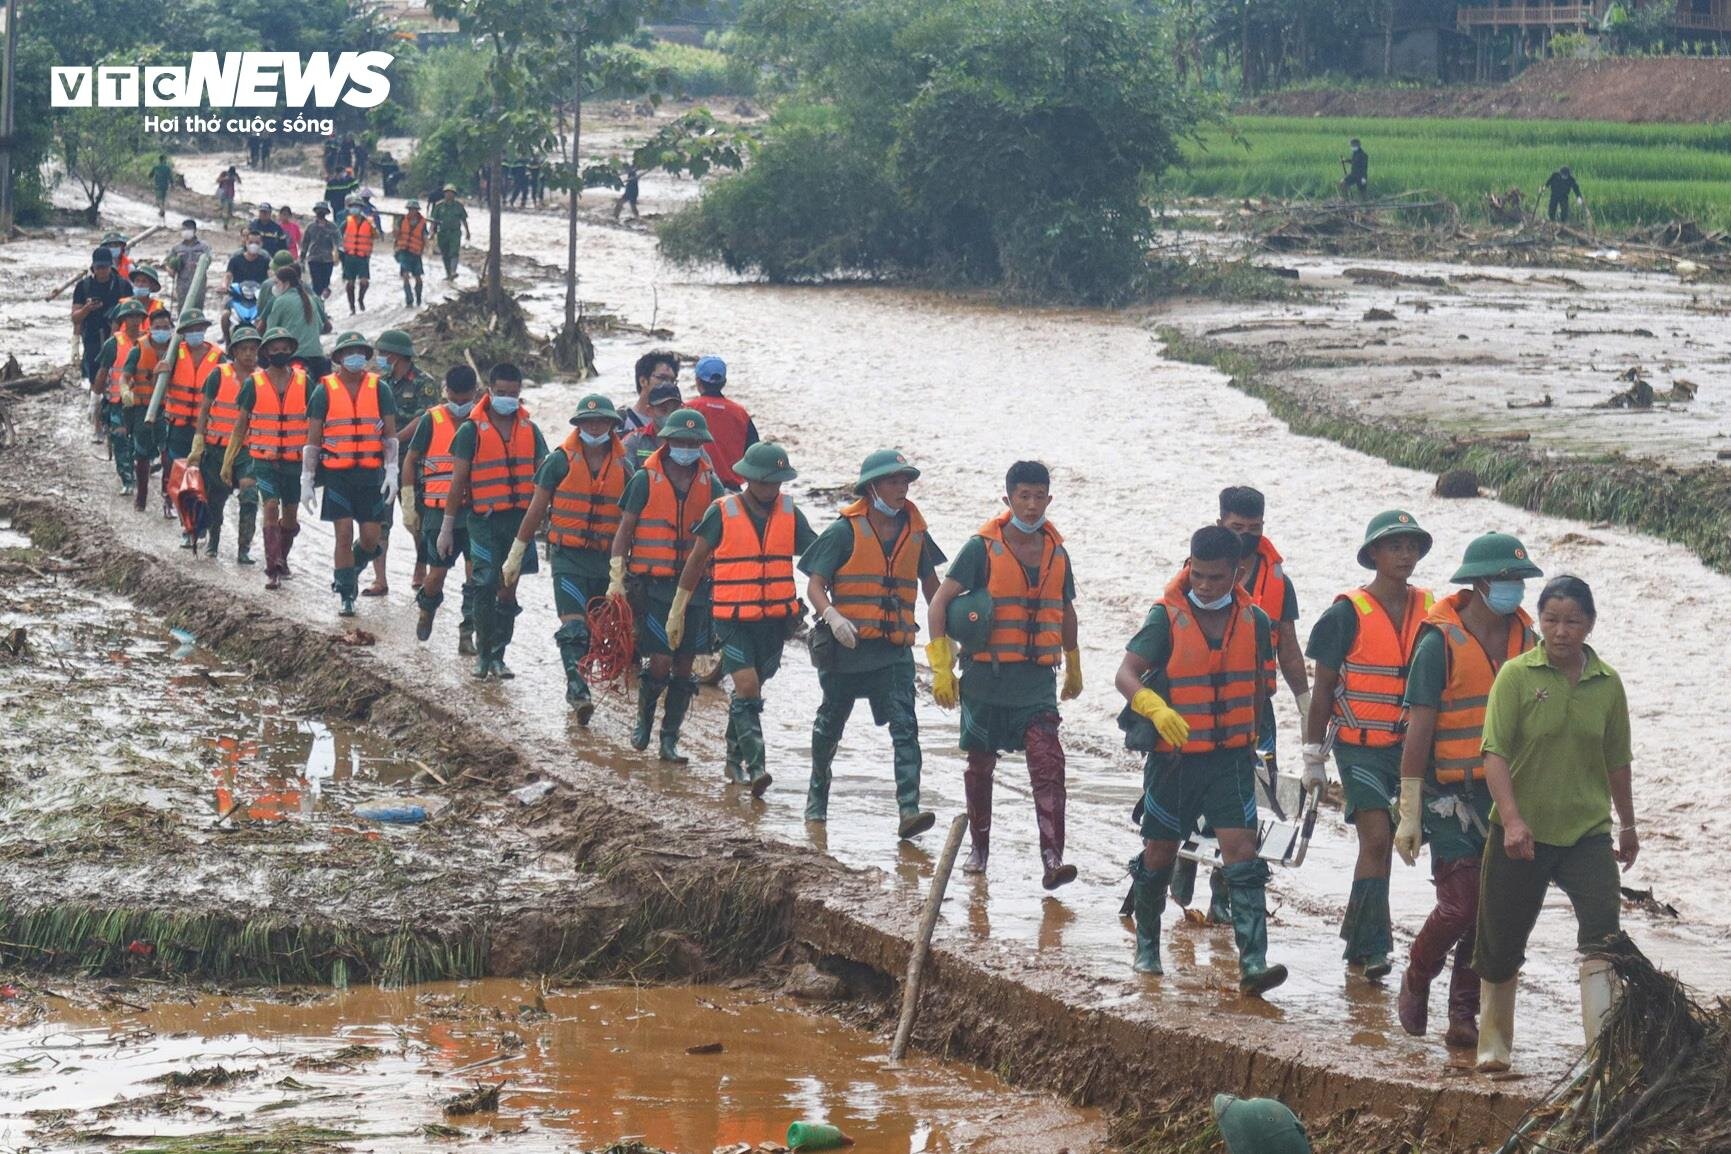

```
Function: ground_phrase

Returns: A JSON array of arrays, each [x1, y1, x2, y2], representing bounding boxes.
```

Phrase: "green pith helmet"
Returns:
[[569, 393, 623, 427], [228, 326, 263, 347], [374, 329, 414, 358], [734, 441, 796, 483], [260, 326, 299, 352], [330, 330, 371, 354], [110, 299, 145, 320], [130, 265, 162, 287], [1450, 532, 1544, 583], [102, 231, 127, 245], [442, 183, 458, 192], [270, 249, 296, 269], [855, 448, 920, 495], [404, 200, 421, 211], [945, 586, 993, 653], [175, 309, 212, 332], [658, 408, 714, 444], [1212, 1095, 1312, 1154], [1356, 509, 1433, 569]]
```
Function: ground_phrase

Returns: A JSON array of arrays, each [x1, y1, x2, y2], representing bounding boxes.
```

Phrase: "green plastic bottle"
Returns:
[[786, 1121, 852, 1150]]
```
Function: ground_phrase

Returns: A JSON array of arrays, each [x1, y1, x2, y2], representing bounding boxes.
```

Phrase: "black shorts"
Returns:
[[310, 260, 334, 295]]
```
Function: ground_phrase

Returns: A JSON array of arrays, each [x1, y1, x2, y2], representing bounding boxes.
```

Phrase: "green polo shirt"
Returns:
[[386, 367, 441, 426], [798, 510, 947, 674], [1480, 644, 1632, 846]]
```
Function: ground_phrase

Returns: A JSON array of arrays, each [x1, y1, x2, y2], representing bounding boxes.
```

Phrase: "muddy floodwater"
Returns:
[[0, 979, 1099, 1152], [7, 123, 1731, 1102]]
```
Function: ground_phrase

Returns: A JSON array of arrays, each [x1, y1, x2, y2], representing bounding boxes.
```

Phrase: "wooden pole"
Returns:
[[144, 251, 208, 423], [889, 813, 968, 1064]]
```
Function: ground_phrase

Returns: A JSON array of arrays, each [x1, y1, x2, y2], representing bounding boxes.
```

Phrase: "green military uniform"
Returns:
[[197, 323, 260, 563], [691, 442, 816, 789], [376, 332, 439, 549], [430, 190, 467, 279], [451, 403, 548, 677], [1404, 630, 1495, 864], [94, 302, 146, 489], [407, 401, 476, 653], [797, 450, 945, 833]]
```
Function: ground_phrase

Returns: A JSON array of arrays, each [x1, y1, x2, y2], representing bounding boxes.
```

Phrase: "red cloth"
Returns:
[[685, 393, 752, 488]]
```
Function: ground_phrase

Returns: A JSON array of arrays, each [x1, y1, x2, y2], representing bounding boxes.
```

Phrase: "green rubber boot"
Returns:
[[1226, 859, 1288, 996], [491, 598, 521, 679], [204, 521, 222, 559], [633, 672, 667, 751], [806, 730, 838, 821], [470, 587, 494, 678], [732, 694, 770, 796], [555, 619, 593, 721], [1169, 857, 1198, 907], [1130, 856, 1172, 975], [887, 692, 933, 838], [724, 710, 742, 783], [458, 580, 478, 656], [1208, 867, 1234, 925], [1341, 876, 1393, 978], [333, 565, 359, 617], [236, 498, 257, 565], [658, 677, 696, 763]]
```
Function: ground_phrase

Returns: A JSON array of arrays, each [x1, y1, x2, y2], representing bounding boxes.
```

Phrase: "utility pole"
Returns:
[[0, 0, 19, 235]]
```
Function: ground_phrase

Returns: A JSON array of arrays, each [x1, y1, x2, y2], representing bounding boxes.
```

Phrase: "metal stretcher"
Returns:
[[1173, 750, 1321, 869]]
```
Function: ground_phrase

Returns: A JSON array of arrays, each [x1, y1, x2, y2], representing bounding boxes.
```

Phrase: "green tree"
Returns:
[[58, 106, 145, 223]]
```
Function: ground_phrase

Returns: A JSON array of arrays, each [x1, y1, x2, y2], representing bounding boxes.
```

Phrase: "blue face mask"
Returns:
[[109, 247, 124, 262], [490, 395, 520, 416], [183, 331, 206, 348], [870, 492, 900, 517], [1483, 579, 1526, 615], [150, 328, 172, 345], [375, 355, 392, 372], [1188, 587, 1233, 612], [449, 400, 475, 418], [341, 353, 368, 372], [1009, 513, 1046, 534], [578, 429, 612, 447], [669, 445, 703, 467]]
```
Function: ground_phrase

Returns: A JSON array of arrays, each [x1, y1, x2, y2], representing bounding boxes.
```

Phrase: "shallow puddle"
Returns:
[[0, 980, 1101, 1153]]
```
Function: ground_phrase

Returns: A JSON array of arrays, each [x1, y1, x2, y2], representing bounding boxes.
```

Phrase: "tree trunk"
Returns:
[[1383, 0, 1396, 78], [1240, 0, 1252, 95], [554, 35, 591, 376], [487, 151, 503, 312]]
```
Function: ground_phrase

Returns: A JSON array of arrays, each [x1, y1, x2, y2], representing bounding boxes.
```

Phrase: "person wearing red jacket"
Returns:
[[683, 356, 758, 491]]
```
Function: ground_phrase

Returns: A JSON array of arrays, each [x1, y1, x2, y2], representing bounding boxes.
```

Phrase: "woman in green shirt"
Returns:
[[1472, 576, 1637, 1074]]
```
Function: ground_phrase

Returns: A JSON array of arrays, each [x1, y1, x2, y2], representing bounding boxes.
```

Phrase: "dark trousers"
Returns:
[[1474, 829, 1619, 983]]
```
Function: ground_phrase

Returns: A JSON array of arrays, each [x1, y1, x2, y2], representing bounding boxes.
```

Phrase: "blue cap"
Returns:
[[694, 356, 726, 385]]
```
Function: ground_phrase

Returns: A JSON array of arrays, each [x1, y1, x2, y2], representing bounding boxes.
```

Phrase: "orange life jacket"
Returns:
[[1156, 577, 1263, 755], [166, 343, 222, 426], [972, 510, 1068, 667], [204, 364, 245, 447], [627, 446, 717, 579], [318, 373, 384, 471], [342, 213, 376, 258], [710, 492, 800, 621], [1240, 537, 1288, 704], [1425, 590, 1535, 785], [548, 430, 626, 552], [417, 404, 463, 509], [828, 498, 926, 646], [466, 398, 538, 515], [1331, 584, 1435, 747], [394, 214, 428, 255], [105, 331, 139, 404], [247, 367, 310, 462]]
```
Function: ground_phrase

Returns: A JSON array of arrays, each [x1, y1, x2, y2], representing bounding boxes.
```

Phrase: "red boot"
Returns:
[[1444, 925, 1481, 1049], [962, 749, 993, 874], [1026, 714, 1076, 890], [263, 525, 283, 590], [1402, 858, 1481, 1039]]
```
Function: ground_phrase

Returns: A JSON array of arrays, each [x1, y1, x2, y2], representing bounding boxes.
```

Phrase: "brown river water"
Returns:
[[7, 143, 1730, 1092]]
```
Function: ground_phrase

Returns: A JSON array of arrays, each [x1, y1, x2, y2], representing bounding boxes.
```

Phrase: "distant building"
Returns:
[[365, 0, 463, 48]]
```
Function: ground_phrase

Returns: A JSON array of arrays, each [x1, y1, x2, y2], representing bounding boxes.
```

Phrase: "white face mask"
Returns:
[[1187, 587, 1233, 612], [182, 229, 196, 240], [247, 243, 262, 255]]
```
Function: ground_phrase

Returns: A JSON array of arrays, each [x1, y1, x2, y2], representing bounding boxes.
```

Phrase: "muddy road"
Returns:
[[6, 127, 1730, 1134]]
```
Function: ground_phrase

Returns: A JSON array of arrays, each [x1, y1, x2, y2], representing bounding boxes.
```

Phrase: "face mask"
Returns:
[[109, 247, 123, 261], [375, 355, 392, 372], [1483, 579, 1526, 615], [340, 353, 369, 372], [1238, 532, 1262, 550], [669, 446, 703, 467], [579, 429, 612, 447], [1188, 587, 1234, 612], [150, 328, 172, 345], [490, 395, 520, 416], [870, 492, 900, 517], [182, 229, 196, 240], [449, 400, 475, 418], [184, 332, 206, 348], [1008, 513, 1045, 534], [247, 243, 262, 255], [265, 352, 295, 369]]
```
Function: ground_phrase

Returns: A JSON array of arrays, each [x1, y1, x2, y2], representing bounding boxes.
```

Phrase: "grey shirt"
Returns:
[[301, 218, 340, 264], [165, 238, 213, 306]]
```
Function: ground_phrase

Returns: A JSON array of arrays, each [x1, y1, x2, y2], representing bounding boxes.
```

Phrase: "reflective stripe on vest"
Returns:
[[319, 373, 384, 470], [130, 340, 164, 404], [394, 216, 428, 255], [418, 405, 462, 509], [105, 332, 137, 404], [548, 430, 626, 552], [1427, 590, 1534, 784], [166, 343, 222, 425], [711, 493, 800, 621], [205, 364, 245, 446], [342, 214, 376, 257], [247, 368, 310, 462], [1157, 584, 1262, 754], [467, 400, 537, 515], [829, 497, 925, 646], [627, 447, 716, 578], [972, 510, 1067, 667], [1331, 585, 1434, 747]]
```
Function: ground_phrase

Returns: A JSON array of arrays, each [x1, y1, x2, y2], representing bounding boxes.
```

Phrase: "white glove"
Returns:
[[436, 516, 455, 561], [501, 537, 527, 586], [1295, 689, 1313, 744], [380, 470, 398, 505], [299, 456, 318, 513], [821, 605, 858, 649], [1300, 743, 1328, 794]]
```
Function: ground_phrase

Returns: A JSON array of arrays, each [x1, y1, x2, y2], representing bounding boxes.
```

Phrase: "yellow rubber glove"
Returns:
[[665, 585, 692, 651], [1131, 688, 1190, 747], [220, 437, 242, 488], [1394, 777, 1424, 868], [187, 434, 205, 463], [926, 637, 959, 710], [607, 555, 626, 599], [501, 537, 528, 587], [400, 483, 420, 534], [1060, 647, 1083, 701]]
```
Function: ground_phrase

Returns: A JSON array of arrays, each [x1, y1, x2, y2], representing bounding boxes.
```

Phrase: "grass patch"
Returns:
[[1158, 326, 1731, 576], [1164, 116, 1731, 231], [121, 1125, 359, 1153]]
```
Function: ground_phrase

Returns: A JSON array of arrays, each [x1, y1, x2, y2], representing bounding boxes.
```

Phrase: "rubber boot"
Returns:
[[554, 619, 593, 722], [1169, 857, 1198, 908], [471, 590, 495, 678], [1129, 856, 1173, 975], [236, 500, 257, 565], [457, 580, 478, 656], [732, 694, 771, 796], [888, 697, 934, 839], [1445, 941, 1481, 1050], [658, 677, 696, 763], [633, 672, 667, 750], [1341, 876, 1393, 978], [333, 564, 358, 618], [415, 589, 443, 642], [1027, 724, 1075, 890], [1580, 956, 1618, 1050], [1226, 858, 1288, 996], [806, 728, 838, 822], [1401, 859, 1479, 1037], [263, 525, 282, 589], [724, 711, 742, 783], [1207, 867, 1234, 925], [1476, 978, 1517, 1073], [404, 283, 414, 307], [491, 598, 521, 678], [962, 750, 993, 874], [280, 523, 299, 578], [205, 521, 222, 559], [133, 458, 151, 512]]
